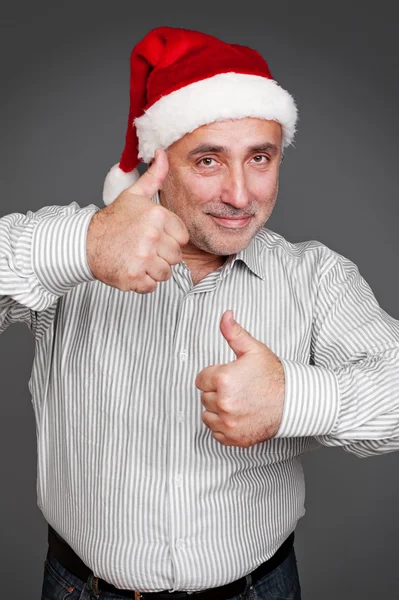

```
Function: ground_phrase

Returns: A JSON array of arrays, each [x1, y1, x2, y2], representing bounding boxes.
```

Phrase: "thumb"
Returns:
[[127, 148, 169, 198], [220, 310, 259, 358]]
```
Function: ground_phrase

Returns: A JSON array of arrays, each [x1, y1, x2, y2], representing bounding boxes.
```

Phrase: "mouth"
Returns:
[[209, 215, 252, 229]]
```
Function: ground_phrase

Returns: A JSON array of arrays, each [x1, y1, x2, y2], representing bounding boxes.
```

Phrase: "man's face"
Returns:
[[159, 117, 282, 257]]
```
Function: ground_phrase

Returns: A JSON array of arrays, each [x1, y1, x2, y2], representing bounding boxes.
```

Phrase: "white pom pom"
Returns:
[[103, 164, 140, 206]]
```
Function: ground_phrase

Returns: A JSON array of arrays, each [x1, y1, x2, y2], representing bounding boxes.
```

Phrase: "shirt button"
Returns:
[[176, 539, 185, 551], [175, 474, 182, 487], [179, 350, 188, 361]]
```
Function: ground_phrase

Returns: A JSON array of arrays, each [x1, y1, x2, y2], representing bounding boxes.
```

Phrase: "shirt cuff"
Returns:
[[32, 207, 98, 297], [274, 358, 340, 438]]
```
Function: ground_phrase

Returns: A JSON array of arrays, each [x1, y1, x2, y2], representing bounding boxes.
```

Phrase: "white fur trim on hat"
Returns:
[[103, 164, 140, 206], [135, 72, 297, 163]]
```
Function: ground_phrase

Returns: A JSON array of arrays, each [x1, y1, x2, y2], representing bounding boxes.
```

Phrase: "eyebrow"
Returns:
[[187, 142, 279, 157]]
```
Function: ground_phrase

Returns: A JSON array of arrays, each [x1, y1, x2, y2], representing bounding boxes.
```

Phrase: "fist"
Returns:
[[195, 310, 285, 448], [87, 149, 189, 293]]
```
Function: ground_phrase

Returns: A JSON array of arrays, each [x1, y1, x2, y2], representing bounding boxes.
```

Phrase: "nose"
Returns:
[[221, 166, 250, 209]]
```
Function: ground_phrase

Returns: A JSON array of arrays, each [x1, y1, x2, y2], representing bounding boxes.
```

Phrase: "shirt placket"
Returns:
[[167, 262, 224, 589], [166, 263, 194, 588]]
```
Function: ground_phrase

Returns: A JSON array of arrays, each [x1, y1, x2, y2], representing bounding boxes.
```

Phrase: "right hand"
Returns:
[[87, 149, 189, 293]]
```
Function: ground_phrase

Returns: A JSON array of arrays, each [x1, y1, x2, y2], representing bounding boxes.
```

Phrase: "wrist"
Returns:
[[86, 209, 106, 280]]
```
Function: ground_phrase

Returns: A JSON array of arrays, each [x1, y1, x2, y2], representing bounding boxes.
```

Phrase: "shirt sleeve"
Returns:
[[0, 202, 98, 336], [275, 253, 399, 457]]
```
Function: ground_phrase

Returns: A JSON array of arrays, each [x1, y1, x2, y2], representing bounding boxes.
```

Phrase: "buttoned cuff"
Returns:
[[275, 358, 340, 438], [32, 207, 98, 298]]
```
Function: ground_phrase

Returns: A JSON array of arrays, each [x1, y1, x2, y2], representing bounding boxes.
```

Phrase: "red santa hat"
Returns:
[[103, 26, 298, 206]]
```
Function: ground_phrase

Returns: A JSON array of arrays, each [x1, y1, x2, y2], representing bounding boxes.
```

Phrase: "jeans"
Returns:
[[41, 547, 302, 600]]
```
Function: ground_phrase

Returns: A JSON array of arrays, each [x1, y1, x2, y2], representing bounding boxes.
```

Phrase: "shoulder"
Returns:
[[255, 227, 353, 280]]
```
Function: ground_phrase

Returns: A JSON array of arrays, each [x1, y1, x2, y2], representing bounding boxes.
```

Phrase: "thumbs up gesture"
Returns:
[[195, 310, 285, 448], [87, 149, 189, 293]]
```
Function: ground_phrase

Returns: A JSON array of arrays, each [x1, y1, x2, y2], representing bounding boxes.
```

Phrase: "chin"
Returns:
[[189, 220, 263, 256], [199, 236, 253, 256]]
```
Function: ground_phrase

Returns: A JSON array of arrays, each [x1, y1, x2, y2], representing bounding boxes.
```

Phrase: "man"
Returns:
[[1, 26, 399, 600]]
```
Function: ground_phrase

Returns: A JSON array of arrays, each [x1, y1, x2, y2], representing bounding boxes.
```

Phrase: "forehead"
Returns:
[[169, 117, 282, 156]]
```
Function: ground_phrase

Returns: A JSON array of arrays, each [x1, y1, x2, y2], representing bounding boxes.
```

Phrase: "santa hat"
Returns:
[[103, 26, 298, 206]]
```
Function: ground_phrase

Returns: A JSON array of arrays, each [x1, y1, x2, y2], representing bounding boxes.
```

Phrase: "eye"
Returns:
[[199, 157, 216, 167], [251, 155, 269, 164]]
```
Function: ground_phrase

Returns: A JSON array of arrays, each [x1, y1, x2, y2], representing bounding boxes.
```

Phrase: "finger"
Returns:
[[202, 410, 224, 432], [200, 391, 219, 414], [164, 213, 190, 246], [156, 235, 183, 266], [201, 414, 231, 445], [212, 431, 230, 445], [145, 256, 173, 282], [220, 310, 258, 358], [195, 365, 221, 393], [132, 274, 158, 294], [127, 148, 169, 198]]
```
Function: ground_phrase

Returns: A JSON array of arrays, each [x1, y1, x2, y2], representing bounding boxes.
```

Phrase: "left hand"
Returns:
[[195, 310, 285, 448]]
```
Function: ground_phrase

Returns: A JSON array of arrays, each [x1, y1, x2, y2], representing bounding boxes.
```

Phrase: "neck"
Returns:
[[182, 246, 226, 285]]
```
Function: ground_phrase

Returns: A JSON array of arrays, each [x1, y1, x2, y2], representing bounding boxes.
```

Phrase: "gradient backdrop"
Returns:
[[1, 1, 399, 598]]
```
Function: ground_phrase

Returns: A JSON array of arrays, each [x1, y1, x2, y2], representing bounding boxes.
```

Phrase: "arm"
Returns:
[[275, 254, 399, 457], [0, 202, 98, 336], [0, 150, 189, 337]]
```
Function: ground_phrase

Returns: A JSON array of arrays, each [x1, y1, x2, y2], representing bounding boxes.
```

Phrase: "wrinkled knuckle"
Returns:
[[136, 245, 152, 261], [170, 249, 182, 265], [223, 416, 237, 430], [146, 228, 161, 244], [136, 239, 150, 258], [158, 266, 171, 281], [217, 396, 231, 413], [142, 252, 153, 263], [126, 268, 139, 283], [151, 205, 168, 221], [216, 371, 229, 390], [218, 398, 235, 420]]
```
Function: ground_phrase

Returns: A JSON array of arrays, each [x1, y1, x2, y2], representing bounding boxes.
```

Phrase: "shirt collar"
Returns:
[[226, 234, 267, 281]]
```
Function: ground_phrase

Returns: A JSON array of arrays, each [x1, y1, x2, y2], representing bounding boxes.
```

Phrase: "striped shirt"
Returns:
[[1, 192, 399, 592]]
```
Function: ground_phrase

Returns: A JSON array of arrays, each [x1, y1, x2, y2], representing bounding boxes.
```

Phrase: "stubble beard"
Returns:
[[161, 176, 276, 256], [187, 216, 267, 256]]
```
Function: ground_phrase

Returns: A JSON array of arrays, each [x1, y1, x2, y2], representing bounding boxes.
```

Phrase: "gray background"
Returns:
[[1, 1, 399, 598]]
